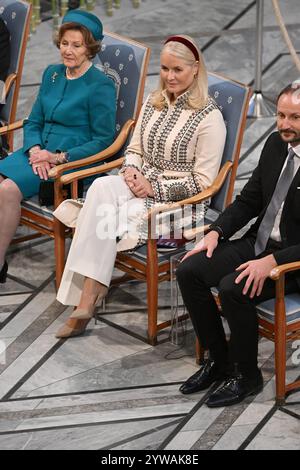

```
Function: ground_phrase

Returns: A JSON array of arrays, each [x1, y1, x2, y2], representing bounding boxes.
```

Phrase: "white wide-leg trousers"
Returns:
[[57, 175, 145, 306]]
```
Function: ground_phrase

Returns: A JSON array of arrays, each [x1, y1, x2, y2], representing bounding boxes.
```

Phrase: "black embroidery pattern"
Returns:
[[142, 163, 161, 183], [144, 106, 168, 164], [167, 183, 189, 201], [154, 105, 183, 163], [136, 196, 156, 246], [171, 98, 219, 164], [141, 100, 157, 159], [124, 95, 220, 243], [151, 179, 163, 202], [192, 173, 202, 194], [145, 159, 194, 173], [140, 96, 219, 174]]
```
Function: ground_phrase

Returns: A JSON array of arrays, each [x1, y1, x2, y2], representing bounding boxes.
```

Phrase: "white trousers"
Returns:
[[56, 175, 145, 306]]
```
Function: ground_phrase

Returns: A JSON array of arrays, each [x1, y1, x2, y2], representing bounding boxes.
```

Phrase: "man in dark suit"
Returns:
[[176, 82, 300, 407], [0, 18, 10, 83]]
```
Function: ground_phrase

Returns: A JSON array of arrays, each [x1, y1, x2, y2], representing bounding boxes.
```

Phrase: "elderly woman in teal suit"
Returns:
[[0, 10, 116, 283]]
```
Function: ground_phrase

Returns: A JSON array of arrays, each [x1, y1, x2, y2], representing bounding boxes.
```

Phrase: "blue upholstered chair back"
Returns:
[[0, 0, 31, 123], [208, 72, 250, 214], [94, 31, 150, 155]]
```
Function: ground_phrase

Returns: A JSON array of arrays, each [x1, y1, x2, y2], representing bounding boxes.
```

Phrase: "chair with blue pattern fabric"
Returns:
[[0, 0, 31, 151], [1, 31, 150, 288], [60, 72, 251, 345]]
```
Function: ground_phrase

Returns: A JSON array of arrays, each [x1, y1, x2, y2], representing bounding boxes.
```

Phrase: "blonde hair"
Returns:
[[151, 35, 208, 110]]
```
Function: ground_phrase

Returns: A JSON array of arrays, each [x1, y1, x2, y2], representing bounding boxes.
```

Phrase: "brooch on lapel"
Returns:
[[51, 72, 58, 83]]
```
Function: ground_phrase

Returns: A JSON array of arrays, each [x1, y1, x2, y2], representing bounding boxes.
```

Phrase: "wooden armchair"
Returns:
[[0, 0, 31, 151], [0, 31, 150, 288], [256, 263, 300, 404], [194, 252, 300, 405], [57, 72, 252, 345]]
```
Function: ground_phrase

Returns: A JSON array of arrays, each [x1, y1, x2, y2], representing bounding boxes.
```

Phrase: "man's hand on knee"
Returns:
[[235, 254, 277, 298], [182, 230, 219, 261]]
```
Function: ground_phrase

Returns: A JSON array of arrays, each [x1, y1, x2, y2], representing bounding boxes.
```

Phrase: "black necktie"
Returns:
[[254, 148, 295, 256]]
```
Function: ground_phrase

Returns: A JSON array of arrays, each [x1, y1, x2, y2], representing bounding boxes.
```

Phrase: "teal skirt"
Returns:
[[0, 150, 42, 198]]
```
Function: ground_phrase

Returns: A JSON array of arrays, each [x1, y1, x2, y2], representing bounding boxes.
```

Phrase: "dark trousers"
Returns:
[[176, 237, 298, 376]]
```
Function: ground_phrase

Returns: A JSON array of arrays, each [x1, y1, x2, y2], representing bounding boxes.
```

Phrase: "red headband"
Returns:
[[164, 36, 199, 62]]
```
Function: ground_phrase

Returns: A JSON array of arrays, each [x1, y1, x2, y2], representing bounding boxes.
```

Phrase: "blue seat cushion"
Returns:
[[210, 287, 300, 325], [256, 293, 300, 325]]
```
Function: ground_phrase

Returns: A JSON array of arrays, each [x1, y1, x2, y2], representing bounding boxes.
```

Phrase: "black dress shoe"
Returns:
[[179, 359, 228, 395], [0, 261, 8, 284], [206, 371, 263, 407]]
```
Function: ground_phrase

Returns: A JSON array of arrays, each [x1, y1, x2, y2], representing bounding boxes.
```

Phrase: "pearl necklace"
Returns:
[[66, 61, 92, 80]]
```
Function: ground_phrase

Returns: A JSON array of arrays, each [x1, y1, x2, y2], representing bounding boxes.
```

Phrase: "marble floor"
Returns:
[[1, 0, 300, 450]]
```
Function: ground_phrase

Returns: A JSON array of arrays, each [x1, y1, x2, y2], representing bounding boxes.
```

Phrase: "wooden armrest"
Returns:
[[3, 73, 17, 99], [60, 157, 124, 185], [48, 119, 134, 178], [146, 161, 233, 220], [270, 261, 300, 280], [183, 224, 211, 240], [0, 119, 24, 135]]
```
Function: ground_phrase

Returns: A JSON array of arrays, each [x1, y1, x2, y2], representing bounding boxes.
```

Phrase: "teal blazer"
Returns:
[[0, 63, 116, 198]]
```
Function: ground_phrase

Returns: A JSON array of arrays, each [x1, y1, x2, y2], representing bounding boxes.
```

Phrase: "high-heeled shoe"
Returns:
[[55, 285, 108, 339], [0, 261, 8, 284], [55, 317, 92, 339], [69, 285, 108, 320]]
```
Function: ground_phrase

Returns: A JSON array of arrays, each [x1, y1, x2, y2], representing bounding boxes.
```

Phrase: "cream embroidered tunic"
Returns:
[[120, 91, 227, 244]]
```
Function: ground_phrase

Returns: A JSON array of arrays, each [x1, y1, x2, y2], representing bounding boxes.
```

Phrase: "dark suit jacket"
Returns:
[[214, 132, 300, 271], [0, 18, 10, 83]]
